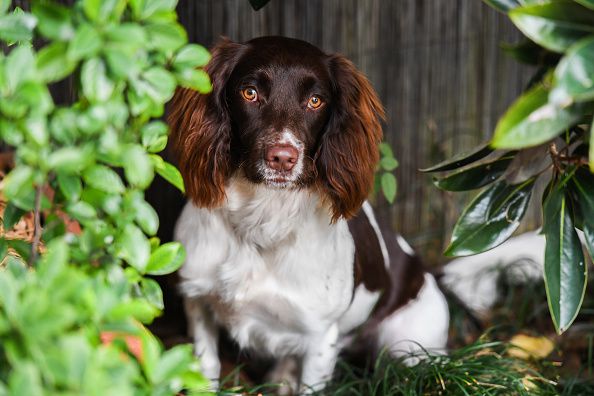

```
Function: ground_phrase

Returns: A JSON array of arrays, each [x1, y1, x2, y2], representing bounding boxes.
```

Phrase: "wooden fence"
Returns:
[[175, 0, 536, 262]]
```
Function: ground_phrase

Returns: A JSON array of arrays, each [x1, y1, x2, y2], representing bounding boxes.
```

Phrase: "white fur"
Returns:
[[257, 129, 305, 188], [361, 201, 390, 268], [377, 273, 449, 365]]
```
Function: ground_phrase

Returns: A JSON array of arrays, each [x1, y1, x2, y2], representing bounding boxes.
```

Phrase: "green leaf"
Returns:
[[81, 58, 114, 102], [141, 278, 164, 310], [116, 224, 151, 272], [66, 201, 97, 222], [108, 299, 159, 323], [445, 179, 535, 256], [145, 22, 187, 52], [104, 48, 138, 79], [103, 23, 147, 49], [31, 3, 74, 40], [590, 121, 594, 172], [3, 166, 34, 202], [379, 156, 399, 171], [572, 169, 594, 261], [150, 155, 185, 193], [551, 36, 594, 104], [0, 238, 7, 261], [249, 0, 271, 11], [23, 116, 49, 146], [433, 154, 514, 191], [1, 203, 24, 230], [122, 145, 154, 189], [83, 165, 125, 194], [83, 0, 126, 23], [141, 121, 169, 153], [141, 67, 177, 103], [5, 45, 36, 91], [509, 2, 594, 53], [153, 344, 194, 384], [67, 24, 101, 61], [57, 173, 82, 201], [176, 68, 212, 93], [135, 200, 159, 236], [379, 142, 394, 158], [576, 0, 594, 11], [7, 239, 31, 262], [146, 242, 185, 275], [0, 11, 37, 43], [381, 172, 397, 204], [491, 84, 582, 149], [501, 40, 560, 66], [543, 183, 587, 334], [173, 44, 211, 69], [36, 42, 76, 83], [47, 146, 93, 173], [482, 0, 521, 12], [420, 144, 494, 172]]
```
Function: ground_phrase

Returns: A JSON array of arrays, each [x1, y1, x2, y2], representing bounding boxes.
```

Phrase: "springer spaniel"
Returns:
[[168, 36, 449, 393]]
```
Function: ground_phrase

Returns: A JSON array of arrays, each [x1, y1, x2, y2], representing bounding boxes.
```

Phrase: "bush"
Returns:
[[424, 0, 594, 334], [0, 1, 212, 394]]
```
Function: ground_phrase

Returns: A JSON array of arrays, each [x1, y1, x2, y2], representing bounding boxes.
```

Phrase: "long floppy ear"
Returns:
[[316, 55, 385, 221], [167, 38, 245, 208]]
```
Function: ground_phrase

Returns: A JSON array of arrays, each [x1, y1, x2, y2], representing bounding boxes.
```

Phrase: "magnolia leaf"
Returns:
[[509, 2, 594, 53], [420, 144, 493, 172], [445, 179, 535, 256], [543, 183, 587, 334], [491, 84, 581, 149], [433, 154, 513, 191], [551, 36, 594, 105], [572, 169, 594, 261]]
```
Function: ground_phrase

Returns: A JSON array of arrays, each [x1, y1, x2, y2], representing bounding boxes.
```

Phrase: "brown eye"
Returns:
[[242, 87, 258, 102], [307, 95, 323, 109]]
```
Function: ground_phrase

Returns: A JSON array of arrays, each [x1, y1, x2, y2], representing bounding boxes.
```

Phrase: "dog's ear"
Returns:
[[316, 55, 384, 221], [167, 38, 245, 208]]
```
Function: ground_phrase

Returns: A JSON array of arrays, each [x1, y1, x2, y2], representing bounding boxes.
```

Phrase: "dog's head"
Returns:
[[168, 36, 384, 221]]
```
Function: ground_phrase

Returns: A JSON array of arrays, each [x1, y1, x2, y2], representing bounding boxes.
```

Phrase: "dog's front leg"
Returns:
[[184, 298, 220, 390], [300, 323, 340, 394]]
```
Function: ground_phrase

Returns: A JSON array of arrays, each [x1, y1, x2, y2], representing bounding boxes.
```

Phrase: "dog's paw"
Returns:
[[268, 357, 299, 395]]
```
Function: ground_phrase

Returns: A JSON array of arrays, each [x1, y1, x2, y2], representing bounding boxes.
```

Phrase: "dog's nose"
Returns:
[[266, 145, 299, 172]]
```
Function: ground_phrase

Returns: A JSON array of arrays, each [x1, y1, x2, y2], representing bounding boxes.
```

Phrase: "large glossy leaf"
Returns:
[[491, 84, 582, 149], [433, 153, 514, 191], [445, 179, 535, 256], [420, 144, 494, 172], [542, 183, 587, 334], [551, 36, 594, 104], [509, 2, 594, 53]]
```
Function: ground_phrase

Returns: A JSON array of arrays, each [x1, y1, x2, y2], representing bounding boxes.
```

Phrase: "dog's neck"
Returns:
[[223, 176, 333, 250]]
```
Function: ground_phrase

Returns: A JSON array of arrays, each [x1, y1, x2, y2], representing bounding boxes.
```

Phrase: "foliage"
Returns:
[[374, 143, 399, 204], [424, 0, 594, 334], [0, 1, 211, 394]]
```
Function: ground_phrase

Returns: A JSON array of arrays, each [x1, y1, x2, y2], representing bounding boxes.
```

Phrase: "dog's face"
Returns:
[[226, 37, 332, 188], [168, 36, 384, 220]]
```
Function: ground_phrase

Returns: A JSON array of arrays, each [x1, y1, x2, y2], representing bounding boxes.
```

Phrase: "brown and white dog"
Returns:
[[168, 36, 449, 393]]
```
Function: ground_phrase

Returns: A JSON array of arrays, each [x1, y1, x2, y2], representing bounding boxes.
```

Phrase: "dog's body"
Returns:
[[168, 36, 448, 392]]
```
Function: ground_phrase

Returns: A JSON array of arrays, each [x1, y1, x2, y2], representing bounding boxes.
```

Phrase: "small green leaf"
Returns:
[[491, 84, 582, 149], [551, 36, 594, 104], [135, 200, 159, 236], [482, 0, 521, 13], [433, 154, 514, 191], [141, 67, 177, 103], [31, 3, 74, 40], [83, 165, 125, 194], [122, 145, 154, 189], [47, 146, 92, 173], [445, 179, 535, 256], [146, 242, 185, 275], [1, 203, 24, 230], [543, 183, 587, 334], [153, 344, 194, 384], [66, 201, 97, 222], [116, 224, 151, 272], [379, 156, 399, 171], [3, 166, 34, 202], [0, 11, 37, 43], [150, 155, 185, 193], [141, 121, 169, 153], [379, 142, 394, 158], [176, 68, 212, 94], [145, 22, 187, 52], [141, 278, 164, 310], [173, 44, 211, 69], [81, 58, 114, 102], [67, 23, 101, 61], [57, 173, 82, 201], [509, 2, 594, 53], [381, 172, 397, 204], [6, 45, 36, 91], [7, 239, 31, 262], [36, 42, 76, 83], [420, 144, 494, 172], [108, 299, 159, 324]]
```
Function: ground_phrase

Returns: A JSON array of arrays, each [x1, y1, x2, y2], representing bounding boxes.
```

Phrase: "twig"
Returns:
[[30, 184, 43, 265]]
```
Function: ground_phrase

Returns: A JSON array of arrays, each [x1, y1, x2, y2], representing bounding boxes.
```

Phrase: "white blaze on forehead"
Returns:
[[279, 129, 304, 148]]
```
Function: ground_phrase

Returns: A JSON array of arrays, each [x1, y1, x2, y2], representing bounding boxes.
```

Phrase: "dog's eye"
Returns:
[[307, 95, 323, 110], [241, 87, 258, 102]]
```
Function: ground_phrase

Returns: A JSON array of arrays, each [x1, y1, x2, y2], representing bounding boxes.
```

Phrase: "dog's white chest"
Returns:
[[175, 182, 355, 356]]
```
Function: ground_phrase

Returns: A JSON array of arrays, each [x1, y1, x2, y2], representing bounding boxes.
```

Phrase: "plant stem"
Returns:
[[30, 184, 43, 265]]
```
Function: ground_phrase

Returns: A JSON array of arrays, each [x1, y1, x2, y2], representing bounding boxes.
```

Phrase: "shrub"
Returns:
[[0, 1, 212, 394]]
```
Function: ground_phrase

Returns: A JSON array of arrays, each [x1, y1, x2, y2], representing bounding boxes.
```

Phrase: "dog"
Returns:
[[167, 36, 449, 393]]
